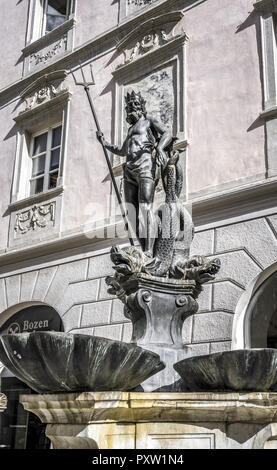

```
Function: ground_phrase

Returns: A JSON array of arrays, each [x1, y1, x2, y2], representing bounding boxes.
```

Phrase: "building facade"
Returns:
[[0, 0, 277, 449]]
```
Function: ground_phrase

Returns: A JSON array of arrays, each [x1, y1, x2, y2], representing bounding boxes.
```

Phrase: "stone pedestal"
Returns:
[[123, 274, 198, 391], [20, 392, 277, 449]]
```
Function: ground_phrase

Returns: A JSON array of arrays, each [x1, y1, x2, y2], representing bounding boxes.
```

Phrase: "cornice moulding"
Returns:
[[20, 391, 277, 424], [14, 90, 72, 123], [117, 11, 184, 51], [190, 176, 277, 226], [113, 33, 188, 78], [8, 186, 64, 212], [0, 0, 203, 102], [20, 70, 68, 99]]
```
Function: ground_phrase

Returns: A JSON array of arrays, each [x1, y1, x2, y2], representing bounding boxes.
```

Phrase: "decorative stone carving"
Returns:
[[117, 12, 186, 67], [124, 29, 177, 65], [30, 35, 68, 67], [24, 85, 58, 110], [128, 0, 153, 6], [14, 202, 55, 235], [20, 70, 69, 113], [126, 0, 154, 17], [0, 393, 7, 412]]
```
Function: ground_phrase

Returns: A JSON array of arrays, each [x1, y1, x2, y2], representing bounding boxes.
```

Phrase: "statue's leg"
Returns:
[[123, 179, 143, 249], [139, 177, 157, 256]]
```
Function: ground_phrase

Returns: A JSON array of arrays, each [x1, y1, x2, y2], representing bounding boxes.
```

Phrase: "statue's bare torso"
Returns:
[[125, 116, 157, 181], [126, 117, 155, 158]]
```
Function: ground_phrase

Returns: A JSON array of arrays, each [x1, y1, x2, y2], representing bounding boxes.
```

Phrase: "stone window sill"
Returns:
[[14, 91, 72, 123], [22, 17, 76, 56], [8, 186, 64, 212]]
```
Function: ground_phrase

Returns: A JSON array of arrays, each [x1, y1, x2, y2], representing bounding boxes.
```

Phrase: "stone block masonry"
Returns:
[[0, 213, 277, 354]]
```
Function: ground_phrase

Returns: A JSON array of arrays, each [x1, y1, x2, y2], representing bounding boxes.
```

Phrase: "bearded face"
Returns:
[[125, 98, 144, 125]]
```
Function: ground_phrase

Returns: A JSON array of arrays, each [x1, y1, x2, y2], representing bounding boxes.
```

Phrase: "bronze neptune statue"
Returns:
[[97, 90, 172, 255]]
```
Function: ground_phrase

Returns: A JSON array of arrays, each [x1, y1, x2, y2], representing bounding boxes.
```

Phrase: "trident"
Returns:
[[71, 63, 134, 246]]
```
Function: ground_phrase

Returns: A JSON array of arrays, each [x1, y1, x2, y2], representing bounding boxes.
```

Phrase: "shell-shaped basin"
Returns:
[[0, 332, 165, 393], [173, 349, 277, 392]]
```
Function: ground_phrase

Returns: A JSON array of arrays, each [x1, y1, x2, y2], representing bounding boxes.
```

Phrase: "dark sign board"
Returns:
[[0, 305, 64, 335]]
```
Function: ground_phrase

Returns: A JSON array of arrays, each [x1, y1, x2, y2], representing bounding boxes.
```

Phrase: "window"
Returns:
[[42, 0, 71, 35], [29, 125, 62, 196], [26, 0, 74, 45]]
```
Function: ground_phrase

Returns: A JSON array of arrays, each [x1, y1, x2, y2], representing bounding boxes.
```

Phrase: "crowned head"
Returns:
[[125, 90, 147, 124]]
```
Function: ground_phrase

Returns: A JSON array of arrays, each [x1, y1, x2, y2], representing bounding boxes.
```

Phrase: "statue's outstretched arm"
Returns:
[[96, 131, 126, 157]]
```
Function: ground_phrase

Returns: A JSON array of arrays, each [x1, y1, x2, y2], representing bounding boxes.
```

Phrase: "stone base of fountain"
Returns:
[[106, 246, 221, 391], [20, 391, 277, 449]]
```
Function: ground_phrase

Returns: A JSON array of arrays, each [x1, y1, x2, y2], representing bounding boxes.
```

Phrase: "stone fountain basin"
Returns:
[[0, 332, 165, 393], [173, 349, 277, 392]]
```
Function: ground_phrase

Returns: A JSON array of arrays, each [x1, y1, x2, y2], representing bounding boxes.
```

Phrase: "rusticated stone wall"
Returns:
[[0, 212, 277, 357]]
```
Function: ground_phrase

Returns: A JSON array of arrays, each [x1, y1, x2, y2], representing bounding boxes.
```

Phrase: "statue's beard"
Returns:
[[126, 110, 142, 125]]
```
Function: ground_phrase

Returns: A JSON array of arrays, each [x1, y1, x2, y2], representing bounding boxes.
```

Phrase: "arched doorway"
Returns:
[[232, 263, 277, 349], [247, 270, 277, 348], [0, 303, 64, 449]]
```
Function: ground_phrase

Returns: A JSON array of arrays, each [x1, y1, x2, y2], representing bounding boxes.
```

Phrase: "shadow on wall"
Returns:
[[236, 9, 265, 133]]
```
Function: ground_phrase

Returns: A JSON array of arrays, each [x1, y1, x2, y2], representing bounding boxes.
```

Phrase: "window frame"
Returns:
[[25, 0, 76, 45], [41, 0, 71, 36], [29, 124, 63, 197]]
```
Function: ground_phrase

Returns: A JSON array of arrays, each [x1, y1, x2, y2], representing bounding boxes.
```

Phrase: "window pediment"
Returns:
[[116, 11, 185, 67], [17, 70, 69, 117]]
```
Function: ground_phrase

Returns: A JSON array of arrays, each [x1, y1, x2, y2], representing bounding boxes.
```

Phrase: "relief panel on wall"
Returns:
[[22, 18, 76, 76], [9, 195, 62, 248], [124, 63, 176, 136], [120, 0, 157, 21], [113, 12, 188, 172]]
